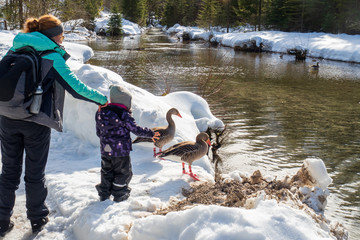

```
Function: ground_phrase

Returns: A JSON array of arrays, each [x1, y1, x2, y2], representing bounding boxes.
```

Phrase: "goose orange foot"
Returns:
[[185, 172, 200, 181], [182, 163, 200, 181], [154, 147, 163, 157]]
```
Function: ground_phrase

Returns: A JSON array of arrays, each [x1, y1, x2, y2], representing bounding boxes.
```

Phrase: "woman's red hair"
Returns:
[[23, 15, 62, 33]]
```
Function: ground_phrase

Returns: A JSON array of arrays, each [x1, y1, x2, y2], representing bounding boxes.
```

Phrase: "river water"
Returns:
[[83, 28, 359, 239]]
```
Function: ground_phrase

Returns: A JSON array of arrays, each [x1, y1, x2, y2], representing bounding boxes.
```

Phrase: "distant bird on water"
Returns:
[[311, 62, 320, 70], [132, 108, 182, 156], [156, 132, 211, 181]]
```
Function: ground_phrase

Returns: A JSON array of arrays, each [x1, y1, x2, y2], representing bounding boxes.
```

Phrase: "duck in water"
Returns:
[[311, 62, 320, 70]]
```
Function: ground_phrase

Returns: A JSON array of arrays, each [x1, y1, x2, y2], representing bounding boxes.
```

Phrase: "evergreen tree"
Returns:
[[303, 0, 327, 32], [162, 0, 178, 27], [84, 0, 103, 31], [234, 0, 259, 30], [103, 0, 112, 11], [162, 0, 192, 26], [183, 0, 202, 26], [122, 0, 147, 26], [217, 0, 237, 32], [266, 0, 289, 31], [197, 0, 221, 30], [341, 0, 360, 34], [147, 0, 167, 24], [320, 0, 338, 33], [107, 4, 123, 36], [61, 0, 76, 22], [286, 0, 305, 31], [2, 0, 18, 29]]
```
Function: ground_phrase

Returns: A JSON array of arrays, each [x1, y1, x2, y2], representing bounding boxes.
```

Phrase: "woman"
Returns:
[[0, 15, 107, 236]]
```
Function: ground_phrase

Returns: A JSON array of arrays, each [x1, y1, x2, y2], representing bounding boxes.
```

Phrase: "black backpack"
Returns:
[[0, 46, 53, 119]]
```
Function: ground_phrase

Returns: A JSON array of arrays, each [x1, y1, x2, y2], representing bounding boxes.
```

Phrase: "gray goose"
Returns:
[[156, 132, 211, 181], [133, 108, 182, 156]]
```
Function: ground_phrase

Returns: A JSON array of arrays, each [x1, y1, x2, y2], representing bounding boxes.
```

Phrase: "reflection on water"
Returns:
[[84, 29, 360, 239]]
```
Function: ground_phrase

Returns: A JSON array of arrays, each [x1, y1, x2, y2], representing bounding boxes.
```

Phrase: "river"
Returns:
[[82, 28, 359, 239]]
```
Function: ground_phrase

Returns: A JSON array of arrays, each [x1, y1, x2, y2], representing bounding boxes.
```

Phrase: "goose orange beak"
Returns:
[[177, 113, 182, 118], [206, 139, 211, 146]]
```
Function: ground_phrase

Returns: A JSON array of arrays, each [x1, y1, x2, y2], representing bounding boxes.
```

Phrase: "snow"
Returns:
[[93, 11, 143, 36], [61, 12, 143, 41], [304, 158, 333, 190], [130, 201, 333, 240], [167, 25, 360, 63], [0, 19, 351, 240]]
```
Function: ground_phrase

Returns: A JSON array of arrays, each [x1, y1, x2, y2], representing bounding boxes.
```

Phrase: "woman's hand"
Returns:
[[98, 101, 108, 112], [152, 132, 160, 142]]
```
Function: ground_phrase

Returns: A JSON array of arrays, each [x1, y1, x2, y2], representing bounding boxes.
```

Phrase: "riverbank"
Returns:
[[165, 24, 360, 64]]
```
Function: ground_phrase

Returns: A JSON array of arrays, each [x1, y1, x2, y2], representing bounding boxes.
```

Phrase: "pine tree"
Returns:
[[2, 0, 18, 29], [137, 0, 147, 26], [147, 0, 167, 24], [162, 0, 178, 27], [197, 0, 221, 30], [84, 0, 103, 31], [234, 0, 259, 30], [182, 0, 202, 26], [122, 0, 147, 26], [285, 0, 305, 31], [266, 0, 289, 31], [217, 0, 237, 32], [107, 4, 123, 36], [341, 0, 360, 34]]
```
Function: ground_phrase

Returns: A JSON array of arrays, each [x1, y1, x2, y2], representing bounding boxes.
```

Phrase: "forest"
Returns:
[[1, 0, 360, 34]]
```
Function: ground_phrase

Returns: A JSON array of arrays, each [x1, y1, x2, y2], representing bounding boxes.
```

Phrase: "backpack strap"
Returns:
[[14, 46, 56, 89], [14, 46, 42, 87]]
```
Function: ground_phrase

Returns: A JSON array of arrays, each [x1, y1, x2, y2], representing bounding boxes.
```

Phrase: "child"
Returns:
[[95, 85, 159, 202]]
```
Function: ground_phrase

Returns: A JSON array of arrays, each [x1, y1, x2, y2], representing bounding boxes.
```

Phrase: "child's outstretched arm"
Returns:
[[124, 115, 155, 138]]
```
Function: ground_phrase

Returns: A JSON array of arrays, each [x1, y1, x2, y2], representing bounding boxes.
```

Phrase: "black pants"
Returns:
[[96, 155, 132, 198], [0, 116, 50, 221]]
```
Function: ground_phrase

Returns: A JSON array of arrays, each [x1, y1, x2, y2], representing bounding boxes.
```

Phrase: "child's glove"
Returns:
[[152, 132, 160, 142], [98, 101, 109, 112]]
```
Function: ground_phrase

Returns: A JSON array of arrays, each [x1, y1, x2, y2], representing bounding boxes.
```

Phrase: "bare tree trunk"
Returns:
[[3, 20, 8, 30], [257, 0, 262, 31], [226, 0, 229, 33], [19, 0, 23, 28], [301, 0, 305, 32]]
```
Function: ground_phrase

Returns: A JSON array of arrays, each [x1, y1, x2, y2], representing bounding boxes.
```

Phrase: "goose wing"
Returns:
[[161, 141, 196, 157], [132, 136, 153, 143]]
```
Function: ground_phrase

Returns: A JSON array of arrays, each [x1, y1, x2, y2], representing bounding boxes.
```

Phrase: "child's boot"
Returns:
[[0, 220, 14, 237], [113, 186, 131, 202], [113, 193, 130, 202], [95, 184, 110, 201], [31, 217, 48, 234]]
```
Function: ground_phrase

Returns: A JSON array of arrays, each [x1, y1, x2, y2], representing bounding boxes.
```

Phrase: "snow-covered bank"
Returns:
[[63, 12, 143, 41], [167, 24, 360, 63], [0, 30, 348, 239], [94, 12, 143, 35]]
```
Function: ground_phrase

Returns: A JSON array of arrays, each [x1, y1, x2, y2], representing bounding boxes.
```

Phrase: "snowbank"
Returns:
[[94, 11, 143, 35], [167, 24, 360, 63], [130, 201, 333, 240]]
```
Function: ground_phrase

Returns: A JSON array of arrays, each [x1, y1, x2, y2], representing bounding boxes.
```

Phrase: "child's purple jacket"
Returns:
[[95, 104, 154, 157]]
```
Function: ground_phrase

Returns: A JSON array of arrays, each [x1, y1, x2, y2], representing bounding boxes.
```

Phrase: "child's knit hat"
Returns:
[[109, 85, 132, 109]]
